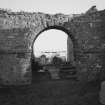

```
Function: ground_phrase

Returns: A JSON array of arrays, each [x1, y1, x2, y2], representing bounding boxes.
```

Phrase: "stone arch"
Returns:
[[31, 25, 76, 67], [32, 26, 75, 43]]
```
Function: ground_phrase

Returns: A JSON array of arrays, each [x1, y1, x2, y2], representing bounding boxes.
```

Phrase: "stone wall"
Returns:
[[0, 7, 105, 85], [70, 9, 105, 81]]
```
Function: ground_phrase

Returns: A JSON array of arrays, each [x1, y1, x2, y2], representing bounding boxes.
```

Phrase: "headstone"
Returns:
[[99, 81, 105, 104], [48, 67, 60, 79]]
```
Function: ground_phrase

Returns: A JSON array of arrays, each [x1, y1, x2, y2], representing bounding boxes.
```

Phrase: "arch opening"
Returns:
[[31, 28, 75, 80], [34, 29, 68, 59]]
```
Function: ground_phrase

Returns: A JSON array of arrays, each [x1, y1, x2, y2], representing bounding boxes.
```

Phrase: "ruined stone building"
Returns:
[[0, 6, 105, 85]]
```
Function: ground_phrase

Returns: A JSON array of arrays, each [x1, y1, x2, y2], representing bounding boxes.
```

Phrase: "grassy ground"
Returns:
[[0, 72, 102, 105]]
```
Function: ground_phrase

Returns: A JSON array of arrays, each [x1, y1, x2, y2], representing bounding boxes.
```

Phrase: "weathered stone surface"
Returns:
[[0, 6, 105, 85]]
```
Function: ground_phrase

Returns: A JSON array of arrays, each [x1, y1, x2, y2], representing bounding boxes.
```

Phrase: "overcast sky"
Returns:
[[0, 0, 104, 14], [33, 29, 67, 57]]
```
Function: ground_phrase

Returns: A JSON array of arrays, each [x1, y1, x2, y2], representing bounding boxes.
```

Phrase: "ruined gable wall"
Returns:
[[0, 8, 105, 85]]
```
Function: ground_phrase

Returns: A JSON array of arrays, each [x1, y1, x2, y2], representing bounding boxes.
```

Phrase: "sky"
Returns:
[[33, 29, 67, 57], [0, 0, 104, 14]]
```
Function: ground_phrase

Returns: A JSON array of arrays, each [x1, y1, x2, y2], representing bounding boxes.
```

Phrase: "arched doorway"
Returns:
[[31, 28, 75, 80], [34, 29, 68, 59]]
